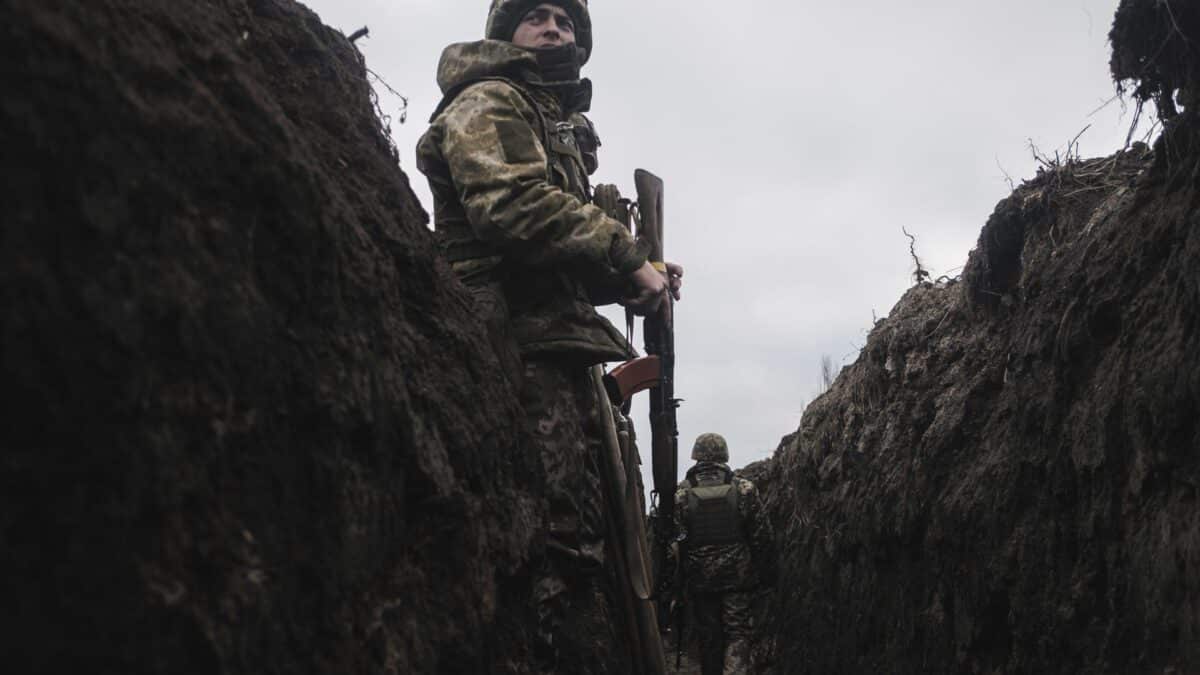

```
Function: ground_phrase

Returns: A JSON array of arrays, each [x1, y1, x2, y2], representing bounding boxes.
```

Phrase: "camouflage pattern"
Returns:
[[485, 0, 593, 62], [418, 4, 642, 670], [692, 591, 753, 675], [522, 357, 630, 674], [674, 463, 775, 593], [691, 432, 730, 463], [416, 37, 646, 367], [520, 358, 606, 558], [673, 461, 775, 675]]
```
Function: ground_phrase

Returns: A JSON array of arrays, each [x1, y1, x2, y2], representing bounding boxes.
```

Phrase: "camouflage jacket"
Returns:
[[416, 40, 646, 365], [673, 462, 776, 594]]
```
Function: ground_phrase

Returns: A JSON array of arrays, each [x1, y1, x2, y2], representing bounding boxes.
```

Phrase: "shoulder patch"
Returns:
[[495, 119, 543, 165]]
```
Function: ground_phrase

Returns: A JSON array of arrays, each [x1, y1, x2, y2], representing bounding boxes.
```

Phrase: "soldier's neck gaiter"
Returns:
[[529, 44, 591, 113], [533, 43, 583, 85]]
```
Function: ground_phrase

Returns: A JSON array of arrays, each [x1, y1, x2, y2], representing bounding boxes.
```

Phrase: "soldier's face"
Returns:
[[511, 3, 576, 50]]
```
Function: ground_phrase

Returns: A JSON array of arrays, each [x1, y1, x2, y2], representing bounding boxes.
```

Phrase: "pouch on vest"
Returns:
[[685, 481, 742, 547]]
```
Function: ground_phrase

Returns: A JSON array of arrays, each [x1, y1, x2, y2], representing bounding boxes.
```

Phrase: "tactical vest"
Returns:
[[684, 470, 743, 547]]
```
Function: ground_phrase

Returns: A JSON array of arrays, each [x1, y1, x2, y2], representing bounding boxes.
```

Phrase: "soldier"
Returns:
[[674, 433, 776, 675], [417, 1, 682, 672]]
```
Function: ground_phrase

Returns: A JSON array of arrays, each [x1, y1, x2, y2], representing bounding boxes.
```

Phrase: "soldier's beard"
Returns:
[[532, 43, 583, 85]]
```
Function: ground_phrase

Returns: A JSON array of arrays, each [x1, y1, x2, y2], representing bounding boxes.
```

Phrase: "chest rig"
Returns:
[[684, 468, 743, 547], [524, 84, 598, 201]]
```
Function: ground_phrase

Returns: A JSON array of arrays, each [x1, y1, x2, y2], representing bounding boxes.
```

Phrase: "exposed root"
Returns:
[[902, 227, 930, 285]]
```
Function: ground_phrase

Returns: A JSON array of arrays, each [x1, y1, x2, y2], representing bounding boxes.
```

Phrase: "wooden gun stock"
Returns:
[[604, 356, 662, 405], [634, 169, 665, 264]]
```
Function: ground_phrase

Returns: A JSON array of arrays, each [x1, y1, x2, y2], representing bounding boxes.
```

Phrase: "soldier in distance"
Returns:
[[417, 1, 682, 672], [674, 433, 776, 675]]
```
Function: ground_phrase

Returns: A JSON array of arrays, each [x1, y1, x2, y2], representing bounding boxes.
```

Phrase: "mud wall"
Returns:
[[0, 1, 540, 673], [760, 4, 1200, 673]]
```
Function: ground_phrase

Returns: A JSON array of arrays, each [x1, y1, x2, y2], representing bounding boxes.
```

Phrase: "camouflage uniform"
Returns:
[[520, 358, 624, 672], [416, 2, 648, 672], [674, 434, 776, 675]]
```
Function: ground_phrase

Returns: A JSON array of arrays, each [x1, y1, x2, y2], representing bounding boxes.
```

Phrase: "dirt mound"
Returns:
[[1, 1, 542, 672], [1110, 0, 1200, 115], [757, 4, 1200, 673]]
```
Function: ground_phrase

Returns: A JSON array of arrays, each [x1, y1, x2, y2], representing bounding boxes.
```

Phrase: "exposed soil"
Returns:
[[1, 1, 541, 673], [755, 4, 1200, 672]]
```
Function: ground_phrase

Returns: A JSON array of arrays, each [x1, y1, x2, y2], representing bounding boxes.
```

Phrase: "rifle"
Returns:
[[632, 170, 680, 610], [600, 170, 684, 667], [592, 177, 676, 675], [592, 364, 662, 674]]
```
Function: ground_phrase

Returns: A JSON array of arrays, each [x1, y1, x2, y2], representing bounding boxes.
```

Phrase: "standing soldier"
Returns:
[[417, 1, 682, 672], [674, 433, 776, 674]]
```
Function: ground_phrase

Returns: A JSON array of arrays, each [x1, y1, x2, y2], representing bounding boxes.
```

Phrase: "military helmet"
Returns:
[[485, 0, 593, 63], [691, 433, 730, 463]]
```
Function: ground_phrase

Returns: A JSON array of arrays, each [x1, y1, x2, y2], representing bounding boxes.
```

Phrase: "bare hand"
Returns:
[[665, 261, 684, 301], [622, 260, 684, 316], [623, 261, 667, 315]]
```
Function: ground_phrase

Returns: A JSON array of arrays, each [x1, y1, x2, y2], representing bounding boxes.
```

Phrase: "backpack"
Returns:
[[684, 468, 742, 547]]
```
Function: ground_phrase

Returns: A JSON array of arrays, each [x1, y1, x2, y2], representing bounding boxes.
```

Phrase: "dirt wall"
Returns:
[[1, 1, 540, 673], [758, 4, 1200, 672]]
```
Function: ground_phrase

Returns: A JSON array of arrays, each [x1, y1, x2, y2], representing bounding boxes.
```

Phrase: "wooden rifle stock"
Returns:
[[604, 356, 661, 404], [592, 367, 665, 675], [635, 170, 665, 265]]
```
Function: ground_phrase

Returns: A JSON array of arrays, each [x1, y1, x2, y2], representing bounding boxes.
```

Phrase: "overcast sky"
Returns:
[[302, 0, 1152, 477]]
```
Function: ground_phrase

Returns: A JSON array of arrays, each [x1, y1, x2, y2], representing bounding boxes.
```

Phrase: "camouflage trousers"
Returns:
[[521, 358, 628, 674], [692, 591, 752, 675]]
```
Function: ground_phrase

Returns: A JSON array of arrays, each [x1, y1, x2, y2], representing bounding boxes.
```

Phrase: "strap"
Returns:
[[548, 134, 583, 164]]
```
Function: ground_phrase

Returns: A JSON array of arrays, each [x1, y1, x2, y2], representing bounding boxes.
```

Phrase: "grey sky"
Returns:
[[301, 0, 1151, 476]]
